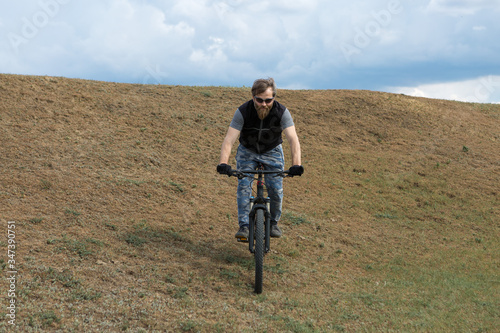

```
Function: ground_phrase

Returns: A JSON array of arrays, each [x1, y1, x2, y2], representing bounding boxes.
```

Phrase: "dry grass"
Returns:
[[0, 74, 498, 332]]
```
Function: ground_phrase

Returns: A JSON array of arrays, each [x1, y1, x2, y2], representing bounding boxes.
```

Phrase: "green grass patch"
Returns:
[[71, 288, 102, 301], [171, 286, 189, 299], [64, 208, 81, 216], [283, 210, 310, 225], [124, 233, 147, 246], [369, 247, 499, 331], [29, 217, 45, 224], [49, 236, 102, 258], [124, 223, 188, 247], [220, 269, 239, 279], [35, 311, 61, 329], [374, 212, 399, 219], [45, 267, 81, 288], [168, 180, 185, 192]]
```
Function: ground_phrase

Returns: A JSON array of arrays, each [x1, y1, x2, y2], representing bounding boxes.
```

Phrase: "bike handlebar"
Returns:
[[228, 169, 292, 179]]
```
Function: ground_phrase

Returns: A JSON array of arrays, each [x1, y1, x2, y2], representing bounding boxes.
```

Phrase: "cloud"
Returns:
[[0, 0, 499, 102], [427, 0, 500, 16], [388, 75, 500, 103]]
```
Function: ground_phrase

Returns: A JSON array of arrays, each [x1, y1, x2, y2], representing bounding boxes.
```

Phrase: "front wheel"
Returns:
[[254, 209, 265, 294]]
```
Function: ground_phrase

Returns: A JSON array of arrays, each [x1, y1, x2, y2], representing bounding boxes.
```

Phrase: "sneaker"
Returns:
[[235, 226, 249, 239], [270, 224, 282, 238]]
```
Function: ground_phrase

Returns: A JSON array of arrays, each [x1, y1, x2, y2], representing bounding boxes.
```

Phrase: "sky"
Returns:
[[1, 0, 500, 103]]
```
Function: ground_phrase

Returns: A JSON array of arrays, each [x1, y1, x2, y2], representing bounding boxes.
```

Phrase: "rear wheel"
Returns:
[[254, 209, 265, 294]]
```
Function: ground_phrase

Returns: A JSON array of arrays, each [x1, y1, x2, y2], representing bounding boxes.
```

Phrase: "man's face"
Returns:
[[253, 87, 274, 120]]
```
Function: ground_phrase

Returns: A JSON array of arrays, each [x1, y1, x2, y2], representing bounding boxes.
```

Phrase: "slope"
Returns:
[[0, 74, 498, 332]]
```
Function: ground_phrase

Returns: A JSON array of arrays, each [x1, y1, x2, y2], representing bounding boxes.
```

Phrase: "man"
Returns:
[[217, 78, 304, 240]]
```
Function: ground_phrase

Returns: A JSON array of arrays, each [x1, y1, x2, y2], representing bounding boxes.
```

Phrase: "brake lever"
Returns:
[[229, 171, 246, 179]]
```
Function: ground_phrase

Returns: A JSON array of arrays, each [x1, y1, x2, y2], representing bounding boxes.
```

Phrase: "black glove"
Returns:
[[288, 165, 304, 176], [217, 163, 232, 175]]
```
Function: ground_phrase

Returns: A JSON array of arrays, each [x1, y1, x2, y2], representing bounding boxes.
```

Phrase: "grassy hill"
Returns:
[[1, 74, 498, 332]]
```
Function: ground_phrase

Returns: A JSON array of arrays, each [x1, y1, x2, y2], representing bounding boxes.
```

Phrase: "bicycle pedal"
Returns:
[[237, 237, 249, 243]]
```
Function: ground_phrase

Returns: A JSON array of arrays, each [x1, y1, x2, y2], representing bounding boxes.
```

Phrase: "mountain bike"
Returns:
[[227, 164, 293, 294]]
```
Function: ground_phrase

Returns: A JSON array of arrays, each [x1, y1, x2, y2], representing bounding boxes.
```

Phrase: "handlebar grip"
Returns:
[[228, 170, 244, 179], [226, 169, 291, 178]]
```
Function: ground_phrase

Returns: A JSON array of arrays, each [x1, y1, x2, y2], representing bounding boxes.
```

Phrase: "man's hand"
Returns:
[[217, 163, 232, 175], [288, 165, 304, 176]]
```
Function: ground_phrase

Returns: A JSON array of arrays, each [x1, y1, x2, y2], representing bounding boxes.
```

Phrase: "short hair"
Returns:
[[252, 78, 276, 97]]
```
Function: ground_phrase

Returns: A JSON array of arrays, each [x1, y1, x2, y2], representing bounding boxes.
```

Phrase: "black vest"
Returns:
[[238, 100, 286, 154]]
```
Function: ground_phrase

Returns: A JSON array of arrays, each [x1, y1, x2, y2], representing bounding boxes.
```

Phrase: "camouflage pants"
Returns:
[[235, 144, 284, 227]]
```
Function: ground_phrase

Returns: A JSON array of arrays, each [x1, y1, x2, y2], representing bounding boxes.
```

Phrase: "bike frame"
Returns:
[[230, 164, 288, 254], [248, 170, 271, 254]]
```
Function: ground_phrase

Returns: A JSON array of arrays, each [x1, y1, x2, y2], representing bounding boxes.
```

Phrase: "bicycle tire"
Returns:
[[254, 208, 265, 294]]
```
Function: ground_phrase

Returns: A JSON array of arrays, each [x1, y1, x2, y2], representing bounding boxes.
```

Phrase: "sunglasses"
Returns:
[[254, 97, 274, 104]]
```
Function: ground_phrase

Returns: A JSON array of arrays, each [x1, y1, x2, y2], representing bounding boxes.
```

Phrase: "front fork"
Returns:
[[248, 196, 271, 254]]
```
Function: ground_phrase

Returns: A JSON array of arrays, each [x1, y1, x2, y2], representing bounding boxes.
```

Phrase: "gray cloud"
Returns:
[[1, 0, 499, 102]]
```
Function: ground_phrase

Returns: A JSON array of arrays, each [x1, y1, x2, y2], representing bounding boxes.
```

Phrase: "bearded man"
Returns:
[[217, 78, 304, 240]]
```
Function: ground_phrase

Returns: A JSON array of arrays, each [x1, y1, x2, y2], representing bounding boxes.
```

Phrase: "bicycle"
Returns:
[[225, 163, 295, 294]]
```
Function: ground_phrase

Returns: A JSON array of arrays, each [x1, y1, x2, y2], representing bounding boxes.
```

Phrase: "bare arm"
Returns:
[[219, 127, 240, 164], [283, 126, 301, 166]]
